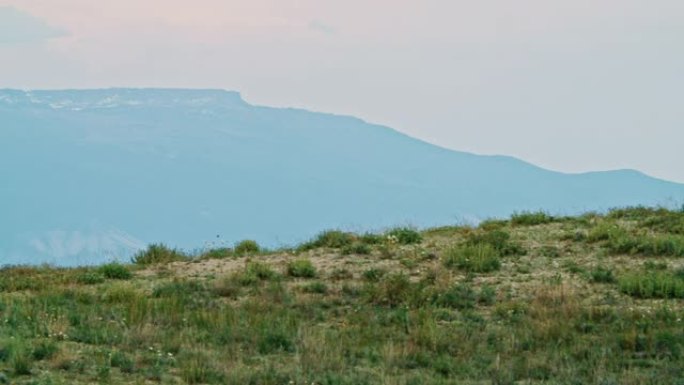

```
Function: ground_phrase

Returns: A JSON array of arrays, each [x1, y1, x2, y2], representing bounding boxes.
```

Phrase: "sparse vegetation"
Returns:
[[443, 244, 501, 273], [2, 207, 684, 384]]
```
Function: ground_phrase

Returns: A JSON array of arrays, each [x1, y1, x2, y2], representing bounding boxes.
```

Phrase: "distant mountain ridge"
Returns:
[[1, 88, 683, 266]]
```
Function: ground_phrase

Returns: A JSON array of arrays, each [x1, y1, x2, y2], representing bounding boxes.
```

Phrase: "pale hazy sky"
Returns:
[[1, 1, 683, 182]]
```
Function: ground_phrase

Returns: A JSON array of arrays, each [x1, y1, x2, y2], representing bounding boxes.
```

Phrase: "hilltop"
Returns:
[[1, 207, 684, 384], [2, 88, 684, 266]]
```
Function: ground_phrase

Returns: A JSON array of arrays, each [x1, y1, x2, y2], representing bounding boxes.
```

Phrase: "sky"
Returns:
[[1, 0, 683, 183]]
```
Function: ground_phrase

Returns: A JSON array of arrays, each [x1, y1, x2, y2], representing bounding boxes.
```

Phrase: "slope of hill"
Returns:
[[1, 208, 684, 384], [1, 88, 683, 266]]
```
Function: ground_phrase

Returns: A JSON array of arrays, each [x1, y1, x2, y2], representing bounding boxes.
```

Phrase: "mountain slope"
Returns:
[[1, 88, 682, 265]]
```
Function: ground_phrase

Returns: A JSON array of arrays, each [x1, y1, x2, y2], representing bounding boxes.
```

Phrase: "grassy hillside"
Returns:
[[2, 207, 684, 384]]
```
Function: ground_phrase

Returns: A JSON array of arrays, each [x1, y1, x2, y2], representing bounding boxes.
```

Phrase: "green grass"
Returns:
[[618, 272, 684, 299], [234, 240, 260, 255], [98, 263, 132, 280], [132, 243, 189, 265], [386, 227, 422, 245], [3, 207, 684, 384], [287, 259, 317, 278], [443, 244, 501, 273], [589, 266, 617, 283], [511, 210, 556, 226]]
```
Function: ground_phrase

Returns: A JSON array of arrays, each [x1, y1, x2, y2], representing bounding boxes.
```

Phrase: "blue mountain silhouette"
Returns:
[[1, 89, 682, 265]]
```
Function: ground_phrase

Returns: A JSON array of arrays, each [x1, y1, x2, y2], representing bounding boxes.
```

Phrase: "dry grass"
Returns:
[[1, 207, 684, 384]]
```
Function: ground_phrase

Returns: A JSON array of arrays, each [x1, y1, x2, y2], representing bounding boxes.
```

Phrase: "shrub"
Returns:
[[443, 244, 501, 273], [31, 340, 58, 361], [132, 244, 188, 265], [362, 268, 386, 282], [341, 242, 372, 255], [386, 227, 422, 245], [226, 262, 279, 288], [287, 259, 317, 278], [511, 211, 555, 226], [110, 351, 135, 373], [300, 230, 355, 250], [433, 283, 476, 310], [478, 285, 497, 305], [234, 240, 260, 255], [368, 273, 415, 307], [98, 263, 132, 280], [587, 223, 627, 243], [466, 229, 525, 256], [201, 247, 233, 260], [257, 331, 295, 354], [302, 281, 328, 294], [360, 233, 383, 245], [589, 266, 616, 283], [245, 262, 277, 280], [478, 219, 508, 231]]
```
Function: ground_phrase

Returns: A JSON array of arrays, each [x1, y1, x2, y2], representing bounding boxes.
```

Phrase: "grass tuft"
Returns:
[[443, 244, 501, 273]]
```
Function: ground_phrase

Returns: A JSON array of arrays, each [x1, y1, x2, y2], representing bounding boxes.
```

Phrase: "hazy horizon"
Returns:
[[1, 1, 682, 182]]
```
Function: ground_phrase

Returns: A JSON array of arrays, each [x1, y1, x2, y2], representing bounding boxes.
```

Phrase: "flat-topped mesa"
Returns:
[[0, 88, 247, 110]]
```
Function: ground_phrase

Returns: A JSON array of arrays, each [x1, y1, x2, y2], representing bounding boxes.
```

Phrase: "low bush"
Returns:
[[302, 281, 328, 294], [366, 273, 417, 307], [443, 244, 501, 273], [386, 227, 422, 245], [433, 283, 476, 310], [466, 229, 525, 256], [31, 340, 58, 361], [341, 242, 372, 255], [201, 247, 233, 260], [234, 240, 260, 255], [98, 263, 132, 280], [287, 259, 317, 278], [300, 230, 355, 250], [586, 223, 629, 243], [589, 266, 616, 283], [362, 268, 386, 282], [245, 262, 277, 280], [132, 244, 189, 265]]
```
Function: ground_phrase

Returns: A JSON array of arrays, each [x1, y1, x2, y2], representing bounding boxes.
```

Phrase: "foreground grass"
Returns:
[[2, 208, 684, 384]]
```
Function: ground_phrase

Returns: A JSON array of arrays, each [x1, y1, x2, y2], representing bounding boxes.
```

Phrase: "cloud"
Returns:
[[0, 6, 67, 43], [308, 20, 337, 36]]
